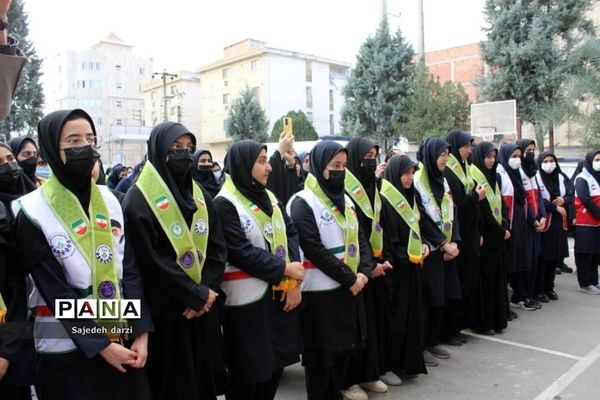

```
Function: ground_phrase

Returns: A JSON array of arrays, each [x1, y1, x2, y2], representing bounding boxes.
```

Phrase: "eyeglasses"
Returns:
[[59, 136, 102, 150], [19, 151, 38, 159], [168, 145, 196, 155]]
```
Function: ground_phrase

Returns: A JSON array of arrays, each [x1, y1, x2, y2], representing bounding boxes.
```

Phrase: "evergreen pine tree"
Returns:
[[270, 110, 318, 141], [226, 87, 269, 143]]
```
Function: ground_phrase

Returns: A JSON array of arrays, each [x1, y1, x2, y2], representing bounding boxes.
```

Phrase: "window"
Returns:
[[116, 82, 123, 89], [115, 64, 122, 72], [95, 62, 100, 71], [223, 119, 229, 133], [306, 61, 312, 82], [88, 61, 95, 70], [115, 118, 123, 126], [171, 86, 176, 95], [223, 93, 230, 105], [329, 89, 334, 111], [81, 62, 86, 71], [95, 117, 102, 126], [115, 100, 122, 108], [222, 68, 230, 79], [139, 67, 145, 75], [306, 87, 313, 109], [170, 106, 177, 116], [251, 60, 259, 71], [251, 87, 260, 99], [329, 114, 334, 135], [224, 80, 228, 87], [307, 112, 313, 123]]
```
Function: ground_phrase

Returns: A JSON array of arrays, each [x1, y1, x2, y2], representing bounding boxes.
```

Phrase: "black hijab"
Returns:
[[107, 163, 125, 189], [516, 138, 537, 178], [471, 141, 498, 189], [224, 140, 273, 216], [298, 151, 310, 180], [582, 150, 600, 186], [192, 149, 221, 198], [498, 143, 526, 205], [8, 136, 38, 183], [310, 140, 347, 214], [537, 151, 563, 198], [446, 130, 472, 172], [147, 122, 197, 220], [346, 136, 379, 204], [384, 155, 417, 207], [37, 109, 97, 208], [0, 142, 36, 208], [416, 137, 451, 205]]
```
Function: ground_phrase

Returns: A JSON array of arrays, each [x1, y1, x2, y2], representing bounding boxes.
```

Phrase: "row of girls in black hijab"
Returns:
[[0, 106, 592, 400]]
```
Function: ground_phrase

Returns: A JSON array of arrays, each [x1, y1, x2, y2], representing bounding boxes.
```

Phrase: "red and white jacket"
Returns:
[[496, 164, 515, 229], [575, 169, 600, 227]]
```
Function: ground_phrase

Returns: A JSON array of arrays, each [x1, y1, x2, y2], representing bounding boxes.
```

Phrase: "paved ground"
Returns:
[[273, 240, 600, 400]]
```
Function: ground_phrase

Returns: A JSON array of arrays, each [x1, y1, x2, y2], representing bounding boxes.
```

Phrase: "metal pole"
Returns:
[[381, 0, 387, 20], [418, 0, 425, 61], [152, 70, 178, 122]]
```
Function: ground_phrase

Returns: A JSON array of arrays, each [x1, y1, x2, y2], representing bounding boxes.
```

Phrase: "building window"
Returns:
[[95, 62, 100, 71], [306, 87, 313, 109], [139, 67, 145, 75], [116, 82, 123, 89], [329, 114, 334, 135], [306, 61, 312, 82], [307, 112, 313, 124], [222, 68, 230, 79], [251, 60, 259, 71], [170, 86, 176, 95], [251, 87, 260, 99], [223, 119, 229, 133], [115, 118, 123, 126], [329, 89, 334, 111], [170, 106, 177, 116], [224, 80, 228, 87], [95, 117, 102, 126], [115, 100, 123, 108], [223, 93, 230, 105], [115, 64, 122, 72]]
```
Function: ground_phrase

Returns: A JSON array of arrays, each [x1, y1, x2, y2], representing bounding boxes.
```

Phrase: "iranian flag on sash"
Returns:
[[248, 202, 260, 212], [95, 214, 108, 229], [154, 195, 169, 210], [352, 185, 362, 196], [71, 218, 88, 235], [396, 200, 406, 209]]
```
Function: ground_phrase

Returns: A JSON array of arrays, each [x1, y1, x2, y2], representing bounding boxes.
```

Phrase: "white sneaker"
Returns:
[[360, 380, 389, 393], [380, 371, 403, 386], [342, 384, 368, 400], [579, 285, 600, 295]]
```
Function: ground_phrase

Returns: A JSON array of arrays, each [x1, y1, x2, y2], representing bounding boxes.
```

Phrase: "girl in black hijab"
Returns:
[[8, 136, 43, 187], [123, 122, 227, 400], [290, 140, 374, 400], [380, 155, 442, 379], [13, 109, 153, 400], [572, 150, 600, 294], [442, 130, 483, 345], [414, 137, 461, 363], [213, 139, 303, 400], [107, 163, 126, 190], [0, 142, 36, 209], [535, 152, 570, 301], [470, 142, 510, 334], [192, 149, 223, 198]]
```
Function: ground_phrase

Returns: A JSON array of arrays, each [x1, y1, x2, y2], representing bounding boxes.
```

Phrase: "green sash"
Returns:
[[470, 164, 503, 225], [0, 293, 6, 324], [345, 170, 383, 258], [42, 175, 122, 327], [415, 163, 453, 242], [136, 162, 208, 284], [447, 154, 475, 193], [222, 176, 296, 291], [380, 179, 424, 265], [305, 174, 360, 273]]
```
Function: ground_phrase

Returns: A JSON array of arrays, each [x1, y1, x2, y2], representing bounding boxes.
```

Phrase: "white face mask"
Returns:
[[593, 161, 600, 172], [541, 162, 556, 174], [508, 157, 522, 170]]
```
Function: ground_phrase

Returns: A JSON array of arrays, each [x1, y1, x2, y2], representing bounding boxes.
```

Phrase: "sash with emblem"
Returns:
[[470, 164, 503, 225], [447, 154, 475, 193], [222, 176, 297, 292], [0, 292, 6, 324], [136, 162, 209, 284], [415, 162, 453, 242], [42, 174, 123, 328], [305, 173, 360, 273], [344, 169, 383, 258]]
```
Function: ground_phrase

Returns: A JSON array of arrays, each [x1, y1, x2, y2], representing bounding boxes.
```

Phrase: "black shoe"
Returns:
[[508, 310, 518, 321], [443, 336, 463, 346], [559, 263, 573, 273], [546, 291, 559, 301], [535, 294, 550, 303], [555, 267, 562, 275], [457, 333, 468, 343], [525, 298, 542, 310], [494, 329, 504, 334]]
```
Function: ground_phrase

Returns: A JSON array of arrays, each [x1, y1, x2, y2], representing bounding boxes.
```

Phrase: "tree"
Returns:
[[341, 18, 415, 151], [270, 110, 318, 141], [0, 0, 45, 140], [398, 62, 470, 143], [479, 0, 595, 152], [226, 87, 269, 143]]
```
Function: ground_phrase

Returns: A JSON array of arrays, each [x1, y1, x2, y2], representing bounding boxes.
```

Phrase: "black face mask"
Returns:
[[0, 162, 21, 183], [18, 156, 38, 177], [360, 159, 377, 178], [197, 165, 213, 176], [63, 145, 98, 180], [167, 152, 194, 175], [326, 169, 345, 190], [524, 152, 535, 164]]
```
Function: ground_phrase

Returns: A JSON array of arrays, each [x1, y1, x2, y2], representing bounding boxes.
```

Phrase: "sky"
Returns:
[[23, 0, 489, 72]]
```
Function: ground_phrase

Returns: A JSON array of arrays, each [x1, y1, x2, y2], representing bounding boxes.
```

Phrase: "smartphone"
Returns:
[[283, 117, 293, 136]]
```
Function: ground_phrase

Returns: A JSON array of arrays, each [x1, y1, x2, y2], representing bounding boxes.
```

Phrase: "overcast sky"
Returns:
[[23, 0, 488, 72]]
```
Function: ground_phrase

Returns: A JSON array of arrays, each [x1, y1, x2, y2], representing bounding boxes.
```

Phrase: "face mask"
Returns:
[[18, 156, 38, 177], [63, 145, 98, 179], [167, 152, 193, 175], [326, 169, 345, 190], [508, 157, 521, 170], [360, 159, 377, 178], [213, 170, 223, 181], [593, 161, 600, 172], [0, 162, 21, 183], [541, 162, 556, 174], [197, 165, 213, 176], [36, 166, 51, 179]]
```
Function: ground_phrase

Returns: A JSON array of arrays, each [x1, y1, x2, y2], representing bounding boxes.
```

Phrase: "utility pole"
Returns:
[[380, 0, 387, 20], [152, 69, 178, 122], [418, 0, 425, 61]]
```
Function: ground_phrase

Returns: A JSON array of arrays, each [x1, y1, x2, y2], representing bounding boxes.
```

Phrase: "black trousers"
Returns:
[[510, 271, 529, 303], [575, 253, 600, 288], [226, 368, 283, 400], [425, 305, 445, 348], [535, 258, 557, 295], [304, 352, 351, 400]]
